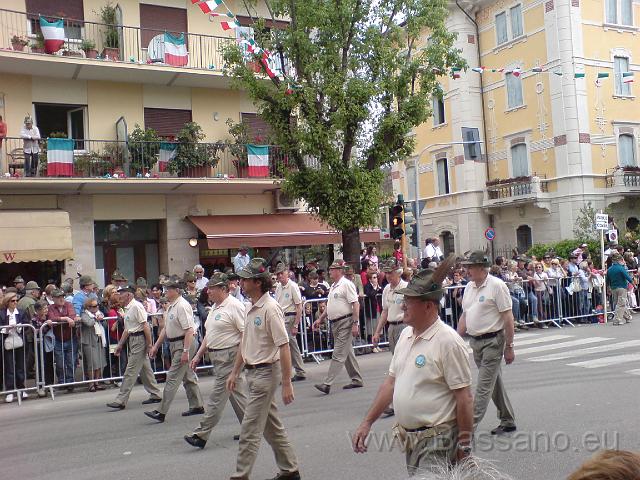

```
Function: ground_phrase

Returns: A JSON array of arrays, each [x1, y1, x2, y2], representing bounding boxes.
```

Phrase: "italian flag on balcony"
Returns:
[[247, 144, 269, 177], [47, 138, 74, 177], [164, 33, 188, 67], [39, 17, 65, 54], [158, 142, 177, 172]]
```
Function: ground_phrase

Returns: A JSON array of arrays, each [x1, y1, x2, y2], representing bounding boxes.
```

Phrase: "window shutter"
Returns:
[[241, 113, 273, 142], [605, 0, 617, 23], [496, 12, 508, 45], [619, 134, 636, 167], [511, 144, 529, 177], [143, 108, 192, 138], [621, 0, 633, 25], [139, 4, 188, 50], [26, 0, 84, 20]]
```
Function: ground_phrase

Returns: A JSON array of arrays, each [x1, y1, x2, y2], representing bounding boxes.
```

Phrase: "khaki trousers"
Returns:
[[388, 322, 407, 354], [231, 363, 298, 480], [612, 288, 631, 324], [158, 338, 203, 414], [285, 317, 306, 378], [405, 426, 458, 476], [322, 317, 363, 386], [191, 345, 246, 441], [114, 334, 162, 406], [470, 331, 515, 429]]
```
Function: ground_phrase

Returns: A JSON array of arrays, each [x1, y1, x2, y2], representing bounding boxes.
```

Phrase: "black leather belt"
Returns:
[[208, 345, 236, 352], [470, 330, 501, 340], [329, 313, 352, 323], [405, 425, 433, 433], [284, 312, 296, 317], [388, 321, 404, 325], [129, 331, 145, 337], [167, 335, 185, 342], [244, 362, 273, 370]]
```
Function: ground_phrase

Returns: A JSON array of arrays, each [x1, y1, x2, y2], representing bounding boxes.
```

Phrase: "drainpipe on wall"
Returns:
[[455, 0, 496, 259]]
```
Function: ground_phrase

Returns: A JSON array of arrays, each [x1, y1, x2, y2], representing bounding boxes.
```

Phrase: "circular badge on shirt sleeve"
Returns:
[[215, 314, 221, 321], [478, 296, 485, 303], [254, 316, 262, 326], [334, 293, 338, 299], [395, 297, 403, 304], [415, 354, 426, 368], [285, 293, 290, 299]]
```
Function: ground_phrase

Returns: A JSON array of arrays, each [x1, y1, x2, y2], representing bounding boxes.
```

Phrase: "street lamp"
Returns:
[[412, 140, 482, 259]]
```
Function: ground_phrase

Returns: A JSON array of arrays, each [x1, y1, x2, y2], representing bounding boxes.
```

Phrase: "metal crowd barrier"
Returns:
[[300, 295, 388, 364], [0, 323, 39, 405]]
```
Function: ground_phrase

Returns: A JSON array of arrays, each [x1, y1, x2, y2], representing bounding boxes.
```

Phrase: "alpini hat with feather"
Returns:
[[396, 255, 455, 302]]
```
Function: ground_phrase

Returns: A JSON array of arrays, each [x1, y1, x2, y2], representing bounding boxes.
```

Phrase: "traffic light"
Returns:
[[404, 210, 415, 238], [390, 204, 404, 239]]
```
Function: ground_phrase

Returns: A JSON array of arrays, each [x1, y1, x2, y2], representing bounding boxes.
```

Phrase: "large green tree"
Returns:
[[223, 0, 464, 267]]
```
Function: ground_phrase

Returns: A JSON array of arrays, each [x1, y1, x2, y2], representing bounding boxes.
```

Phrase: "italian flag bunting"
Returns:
[[247, 144, 270, 177], [198, 0, 224, 14], [574, 73, 585, 78], [39, 17, 65, 54], [159, 142, 177, 172], [47, 138, 74, 177], [623, 72, 634, 83], [164, 33, 188, 66], [597, 72, 609, 79]]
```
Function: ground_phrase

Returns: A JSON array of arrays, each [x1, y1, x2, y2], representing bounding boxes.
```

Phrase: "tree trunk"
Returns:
[[342, 227, 361, 271]]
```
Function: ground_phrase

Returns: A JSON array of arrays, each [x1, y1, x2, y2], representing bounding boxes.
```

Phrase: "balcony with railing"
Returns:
[[0, 8, 238, 86], [605, 167, 640, 191], [484, 174, 549, 206], [1, 137, 300, 183]]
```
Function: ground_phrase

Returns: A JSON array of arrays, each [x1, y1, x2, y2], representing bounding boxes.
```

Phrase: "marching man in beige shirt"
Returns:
[[353, 261, 473, 475], [312, 260, 363, 394], [275, 263, 306, 382], [107, 285, 162, 410], [457, 251, 516, 435], [145, 280, 204, 422], [184, 273, 247, 448], [226, 258, 300, 480]]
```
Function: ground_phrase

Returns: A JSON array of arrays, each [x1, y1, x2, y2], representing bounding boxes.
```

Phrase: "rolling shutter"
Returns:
[[139, 4, 188, 51], [144, 108, 192, 139]]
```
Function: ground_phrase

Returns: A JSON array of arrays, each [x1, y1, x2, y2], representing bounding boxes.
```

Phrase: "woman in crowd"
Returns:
[[546, 258, 565, 319], [102, 285, 125, 380], [363, 245, 378, 267], [1, 292, 27, 402], [503, 260, 528, 329], [31, 300, 55, 388], [392, 241, 403, 263], [531, 262, 550, 327], [578, 261, 593, 321], [363, 271, 383, 349], [80, 298, 107, 391], [43, 284, 57, 305]]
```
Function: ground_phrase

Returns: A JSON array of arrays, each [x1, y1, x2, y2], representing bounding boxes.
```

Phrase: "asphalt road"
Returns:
[[2, 319, 640, 480]]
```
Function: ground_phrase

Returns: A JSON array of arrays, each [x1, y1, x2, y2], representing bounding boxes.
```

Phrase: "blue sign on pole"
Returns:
[[484, 227, 496, 241]]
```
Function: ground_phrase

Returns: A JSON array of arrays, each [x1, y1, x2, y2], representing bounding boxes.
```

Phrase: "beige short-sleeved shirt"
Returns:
[[326, 276, 358, 320], [275, 279, 302, 314], [124, 298, 148, 333], [389, 319, 472, 429], [382, 279, 408, 324], [462, 274, 512, 336], [241, 292, 289, 365], [205, 295, 245, 350], [165, 296, 196, 339]]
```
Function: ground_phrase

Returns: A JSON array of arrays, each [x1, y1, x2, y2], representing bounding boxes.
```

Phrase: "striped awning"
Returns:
[[0, 210, 73, 263]]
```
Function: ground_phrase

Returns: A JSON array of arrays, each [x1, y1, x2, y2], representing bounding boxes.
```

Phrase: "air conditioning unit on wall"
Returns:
[[274, 190, 301, 211]]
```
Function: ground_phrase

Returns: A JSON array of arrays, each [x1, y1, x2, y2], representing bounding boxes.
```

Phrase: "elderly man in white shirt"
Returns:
[[20, 116, 41, 177], [193, 264, 209, 291], [423, 238, 444, 263], [232, 245, 251, 273]]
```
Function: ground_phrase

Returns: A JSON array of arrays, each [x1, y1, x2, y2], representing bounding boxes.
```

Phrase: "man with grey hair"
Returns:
[[372, 258, 408, 418], [353, 262, 473, 475], [193, 264, 209, 291], [107, 285, 162, 410], [457, 251, 516, 436], [20, 115, 40, 177]]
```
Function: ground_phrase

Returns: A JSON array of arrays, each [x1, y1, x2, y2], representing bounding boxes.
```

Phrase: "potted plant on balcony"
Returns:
[[127, 124, 161, 175], [30, 32, 45, 54], [224, 119, 250, 178], [11, 35, 29, 52], [81, 39, 98, 58], [99, 2, 120, 61], [168, 122, 221, 177]]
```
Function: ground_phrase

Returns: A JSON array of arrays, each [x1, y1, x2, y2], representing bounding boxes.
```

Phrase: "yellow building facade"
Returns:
[[0, 0, 353, 287], [394, 0, 640, 256]]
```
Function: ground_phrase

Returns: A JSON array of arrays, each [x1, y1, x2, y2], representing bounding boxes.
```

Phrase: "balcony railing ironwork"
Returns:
[[486, 175, 548, 200], [0, 8, 234, 71], [1, 137, 300, 179], [605, 167, 640, 188]]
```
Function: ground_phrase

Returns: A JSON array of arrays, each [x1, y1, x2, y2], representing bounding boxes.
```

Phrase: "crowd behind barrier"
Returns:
[[2, 252, 639, 404]]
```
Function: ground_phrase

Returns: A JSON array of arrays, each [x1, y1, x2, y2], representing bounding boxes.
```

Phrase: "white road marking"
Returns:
[[528, 340, 640, 362], [568, 353, 640, 369], [625, 369, 640, 376], [515, 334, 573, 346], [516, 337, 611, 355]]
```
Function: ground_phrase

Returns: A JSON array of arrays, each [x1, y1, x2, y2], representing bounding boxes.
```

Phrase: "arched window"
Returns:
[[441, 231, 455, 256], [516, 225, 532, 253]]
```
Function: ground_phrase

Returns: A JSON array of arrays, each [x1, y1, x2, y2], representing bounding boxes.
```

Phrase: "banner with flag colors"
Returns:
[[198, 0, 224, 14], [47, 138, 74, 176], [247, 144, 270, 177], [159, 142, 177, 172], [164, 33, 188, 66], [40, 17, 65, 54], [623, 72, 634, 83]]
